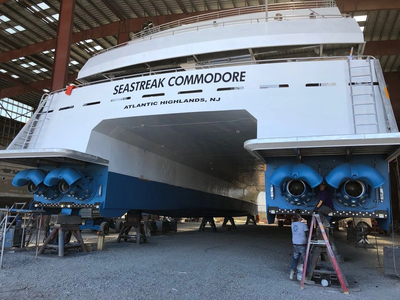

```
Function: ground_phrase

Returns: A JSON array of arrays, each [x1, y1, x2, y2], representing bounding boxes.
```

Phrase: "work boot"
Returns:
[[303, 278, 315, 285], [289, 270, 295, 280]]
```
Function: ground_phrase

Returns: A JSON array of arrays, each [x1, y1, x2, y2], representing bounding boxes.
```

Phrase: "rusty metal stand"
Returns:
[[39, 224, 87, 257], [199, 217, 217, 231], [117, 222, 147, 244], [222, 217, 236, 228], [301, 213, 349, 294], [116, 211, 147, 244]]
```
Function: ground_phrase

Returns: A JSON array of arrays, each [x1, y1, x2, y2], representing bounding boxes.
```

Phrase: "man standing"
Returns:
[[290, 214, 308, 280]]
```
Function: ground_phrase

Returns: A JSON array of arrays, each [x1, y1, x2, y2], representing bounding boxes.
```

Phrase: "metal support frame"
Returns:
[[117, 222, 147, 244], [0, 203, 44, 268], [38, 223, 87, 257], [222, 216, 237, 228], [199, 217, 217, 232]]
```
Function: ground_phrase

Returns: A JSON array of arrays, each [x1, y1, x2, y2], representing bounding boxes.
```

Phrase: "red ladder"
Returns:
[[301, 213, 349, 294]]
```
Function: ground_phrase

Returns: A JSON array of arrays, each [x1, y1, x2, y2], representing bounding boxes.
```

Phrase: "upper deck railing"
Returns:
[[94, 1, 337, 57], [77, 55, 373, 88]]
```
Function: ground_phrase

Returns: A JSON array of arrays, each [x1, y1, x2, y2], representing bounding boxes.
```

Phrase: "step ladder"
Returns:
[[301, 213, 349, 294], [7, 93, 54, 149], [347, 57, 379, 134]]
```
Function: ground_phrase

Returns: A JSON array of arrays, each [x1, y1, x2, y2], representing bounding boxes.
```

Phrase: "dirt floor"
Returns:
[[1, 220, 400, 300]]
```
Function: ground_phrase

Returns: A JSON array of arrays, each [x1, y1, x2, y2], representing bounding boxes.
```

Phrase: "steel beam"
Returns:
[[0, 73, 42, 94], [364, 40, 400, 56], [335, 0, 400, 13], [0, 12, 205, 64], [117, 31, 130, 44], [51, 0, 76, 91], [0, 73, 77, 99]]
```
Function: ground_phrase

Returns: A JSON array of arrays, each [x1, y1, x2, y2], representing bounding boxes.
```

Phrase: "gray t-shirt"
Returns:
[[291, 221, 309, 245]]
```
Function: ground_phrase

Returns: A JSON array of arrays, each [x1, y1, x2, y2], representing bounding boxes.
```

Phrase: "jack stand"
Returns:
[[117, 223, 147, 244], [39, 215, 86, 257], [199, 217, 217, 232], [117, 211, 147, 244], [245, 214, 257, 225], [222, 217, 236, 229], [39, 225, 86, 257]]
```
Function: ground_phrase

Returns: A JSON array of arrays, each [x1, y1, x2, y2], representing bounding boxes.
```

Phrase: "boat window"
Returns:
[[349, 82, 378, 86], [111, 97, 131, 102], [142, 93, 165, 98], [43, 110, 53, 114], [260, 84, 289, 89], [83, 101, 101, 107], [178, 89, 203, 94], [217, 87, 244, 91], [306, 83, 336, 87], [59, 106, 74, 111]]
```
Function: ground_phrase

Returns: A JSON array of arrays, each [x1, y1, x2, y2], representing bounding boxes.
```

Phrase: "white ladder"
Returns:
[[7, 93, 54, 149], [347, 57, 379, 134]]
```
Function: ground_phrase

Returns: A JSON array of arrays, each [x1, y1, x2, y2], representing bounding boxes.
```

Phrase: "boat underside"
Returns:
[[0, 110, 262, 218]]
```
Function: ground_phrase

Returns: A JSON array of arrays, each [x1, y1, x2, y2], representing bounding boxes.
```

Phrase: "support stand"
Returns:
[[117, 222, 147, 244], [222, 217, 236, 228], [301, 213, 349, 294], [199, 217, 217, 231], [116, 211, 147, 244], [39, 224, 87, 257], [245, 214, 257, 225]]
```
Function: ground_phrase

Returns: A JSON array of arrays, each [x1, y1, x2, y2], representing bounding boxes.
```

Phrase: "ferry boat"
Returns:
[[1, 1, 399, 230]]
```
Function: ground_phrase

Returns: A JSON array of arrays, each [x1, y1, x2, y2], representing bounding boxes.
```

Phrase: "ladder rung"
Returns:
[[350, 75, 372, 78], [351, 94, 373, 97], [350, 65, 370, 69], [310, 240, 326, 245], [354, 113, 377, 116], [353, 103, 375, 106], [355, 124, 378, 127]]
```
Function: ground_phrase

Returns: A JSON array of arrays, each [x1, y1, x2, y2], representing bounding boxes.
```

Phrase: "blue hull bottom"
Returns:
[[99, 172, 256, 218]]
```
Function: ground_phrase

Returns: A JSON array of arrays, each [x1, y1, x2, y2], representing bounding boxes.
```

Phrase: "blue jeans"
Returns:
[[290, 244, 306, 271]]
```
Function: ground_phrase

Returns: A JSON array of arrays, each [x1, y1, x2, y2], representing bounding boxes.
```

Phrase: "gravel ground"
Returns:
[[1, 221, 400, 300]]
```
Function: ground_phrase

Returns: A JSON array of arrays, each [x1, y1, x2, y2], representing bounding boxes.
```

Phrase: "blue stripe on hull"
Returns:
[[100, 172, 256, 218]]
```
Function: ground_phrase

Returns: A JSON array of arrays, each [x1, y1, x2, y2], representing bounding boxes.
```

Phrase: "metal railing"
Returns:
[[94, 1, 337, 57], [73, 55, 375, 91]]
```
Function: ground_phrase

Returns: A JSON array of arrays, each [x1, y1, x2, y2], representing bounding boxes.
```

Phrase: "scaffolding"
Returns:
[[0, 202, 44, 269]]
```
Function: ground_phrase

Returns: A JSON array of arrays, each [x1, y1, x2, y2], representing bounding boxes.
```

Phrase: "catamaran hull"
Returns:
[[264, 155, 390, 230], [2, 4, 399, 225]]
